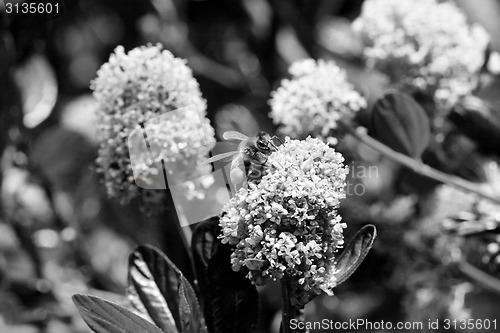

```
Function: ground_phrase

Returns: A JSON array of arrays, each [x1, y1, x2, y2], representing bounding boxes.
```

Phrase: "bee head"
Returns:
[[256, 131, 272, 150]]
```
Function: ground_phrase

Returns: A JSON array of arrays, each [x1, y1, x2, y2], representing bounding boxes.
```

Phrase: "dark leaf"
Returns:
[[127, 245, 207, 333], [191, 217, 220, 300], [450, 96, 500, 158], [179, 274, 207, 333], [372, 91, 430, 158], [178, 282, 206, 333], [207, 243, 258, 333], [429, 133, 487, 183], [73, 294, 165, 333], [334, 224, 377, 285]]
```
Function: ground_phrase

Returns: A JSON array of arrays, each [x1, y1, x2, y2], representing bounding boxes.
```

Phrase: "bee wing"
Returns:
[[204, 151, 239, 164], [223, 131, 248, 142]]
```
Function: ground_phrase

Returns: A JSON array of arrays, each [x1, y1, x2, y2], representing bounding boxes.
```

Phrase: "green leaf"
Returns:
[[73, 294, 165, 333], [192, 218, 220, 270], [207, 243, 258, 333], [127, 245, 207, 333], [372, 91, 430, 158], [334, 224, 377, 285]]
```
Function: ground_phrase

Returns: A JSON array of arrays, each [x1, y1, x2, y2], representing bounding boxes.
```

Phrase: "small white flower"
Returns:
[[353, 0, 490, 105], [220, 137, 349, 301], [92, 44, 216, 210], [269, 59, 366, 140]]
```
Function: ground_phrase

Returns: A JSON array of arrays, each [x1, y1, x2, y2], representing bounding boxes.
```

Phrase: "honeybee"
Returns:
[[205, 131, 281, 185]]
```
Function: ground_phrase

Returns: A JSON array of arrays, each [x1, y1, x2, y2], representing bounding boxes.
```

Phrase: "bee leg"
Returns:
[[230, 154, 246, 186], [254, 151, 268, 164], [248, 160, 262, 179], [230, 167, 245, 185]]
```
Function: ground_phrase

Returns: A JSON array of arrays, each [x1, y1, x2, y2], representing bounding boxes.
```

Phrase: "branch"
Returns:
[[342, 122, 500, 206], [459, 261, 500, 294]]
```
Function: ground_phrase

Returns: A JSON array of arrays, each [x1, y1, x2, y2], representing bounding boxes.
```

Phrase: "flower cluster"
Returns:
[[220, 137, 349, 303], [269, 59, 366, 141], [352, 0, 490, 105], [91, 45, 216, 208]]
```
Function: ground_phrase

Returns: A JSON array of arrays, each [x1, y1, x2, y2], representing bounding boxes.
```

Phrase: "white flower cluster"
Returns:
[[269, 59, 366, 141], [91, 45, 216, 208], [220, 137, 349, 304], [353, 0, 490, 105]]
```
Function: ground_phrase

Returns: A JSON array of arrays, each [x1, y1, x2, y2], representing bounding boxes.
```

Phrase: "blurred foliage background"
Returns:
[[1, 0, 500, 332]]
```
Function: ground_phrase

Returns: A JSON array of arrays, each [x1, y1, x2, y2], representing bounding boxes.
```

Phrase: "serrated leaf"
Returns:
[[179, 274, 207, 333], [73, 294, 165, 333], [372, 91, 430, 158], [334, 224, 377, 285], [127, 245, 207, 333], [178, 282, 207, 333], [207, 243, 258, 333], [127, 251, 179, 333]]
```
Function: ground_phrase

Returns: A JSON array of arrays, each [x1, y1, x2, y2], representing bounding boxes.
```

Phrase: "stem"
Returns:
[[280, 277, 292, 333], [458, 260, 500, 294], [280, 277, 307, 333], [342, 122, 500, 206], [161, 161, 195, 283]]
